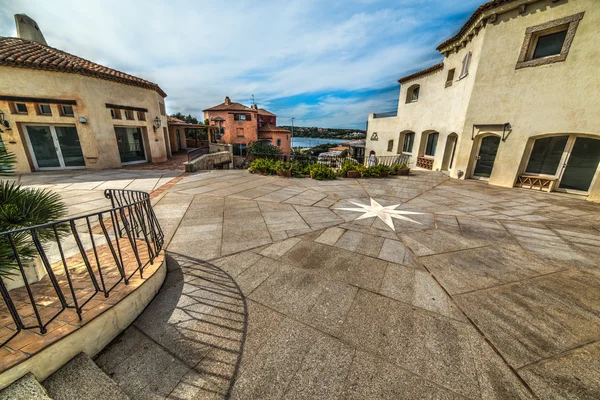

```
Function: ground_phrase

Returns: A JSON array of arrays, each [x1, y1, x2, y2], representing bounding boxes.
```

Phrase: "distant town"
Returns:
[[280, 126, 366, 140]]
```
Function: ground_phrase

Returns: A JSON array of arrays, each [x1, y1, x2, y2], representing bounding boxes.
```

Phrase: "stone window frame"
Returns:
[[515, 12, 584, 70]]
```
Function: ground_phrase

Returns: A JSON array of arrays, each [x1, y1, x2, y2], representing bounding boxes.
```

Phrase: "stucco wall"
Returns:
[[204, 110, 258, 145], [366, 0, 599, 201], [457, 0, 600, 189], [0, 67, 168, 172]]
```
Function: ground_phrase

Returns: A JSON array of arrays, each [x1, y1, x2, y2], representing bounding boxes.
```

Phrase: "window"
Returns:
[[532, 29, 568, 59], [137, 111, 146, 121], [516, 12, 583, 69], [459, 51, 471, 79], [445, 69, 455, 87], [61, 105, 74, 116], [15, 103, 28, 114], [39, 104, 52, 115], [234, 114, 251, 121], [525, 136, 568, 175], [276, 138, 282, 147], [110, 109, 121, 119], [159, 102, 166, 116], [387, 140, 394, 152], [402, 132, 415, 153], [425, 132, 439, 157], [405, 85, 420, 103], [124, 110, 134, 120]]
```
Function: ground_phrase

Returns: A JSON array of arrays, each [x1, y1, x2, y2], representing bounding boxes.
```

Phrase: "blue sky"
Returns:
[[1, 0, 483, 129]]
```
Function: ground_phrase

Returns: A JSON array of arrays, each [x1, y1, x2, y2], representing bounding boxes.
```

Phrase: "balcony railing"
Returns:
[[372, 111, 397, 119], [373, 154, 410, 167], [0, 189, 164, 346]]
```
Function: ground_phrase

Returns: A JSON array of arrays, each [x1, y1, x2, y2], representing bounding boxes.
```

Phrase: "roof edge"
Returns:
[[398, 62, 444, 84]]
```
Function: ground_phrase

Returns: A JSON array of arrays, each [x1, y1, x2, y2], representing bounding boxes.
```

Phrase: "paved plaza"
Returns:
[[20, 168, 600, 399]]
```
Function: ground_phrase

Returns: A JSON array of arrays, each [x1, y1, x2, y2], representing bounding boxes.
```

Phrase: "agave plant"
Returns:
[[0, 142, 67, 278]]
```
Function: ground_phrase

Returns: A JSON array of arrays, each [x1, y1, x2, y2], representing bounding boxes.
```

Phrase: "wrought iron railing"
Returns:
[[0, 189, 163, 346], [187, 146, 210, 162]]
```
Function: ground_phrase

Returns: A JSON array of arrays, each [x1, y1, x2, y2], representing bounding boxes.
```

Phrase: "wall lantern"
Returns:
[[79, 116, 87, 124], [152, 116, 162, 132], [0, 110, 10, 130]]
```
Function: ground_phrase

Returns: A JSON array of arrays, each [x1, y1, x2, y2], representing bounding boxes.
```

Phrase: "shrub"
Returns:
[[310, 163, 336, 180], [249, 158, 276, 174], [365, 164, 392, 178], [247, 140, 282, 156], [290, 161, 311, 177]]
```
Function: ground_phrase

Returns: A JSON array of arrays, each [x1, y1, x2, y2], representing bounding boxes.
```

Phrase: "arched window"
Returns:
[[387, 140, 394, 152], [459, 51, 472, 79], [402, 132, 415, 153], [425, 132, 439, 156], [276, 138, 282, 147], [406, 85, 420, 103]]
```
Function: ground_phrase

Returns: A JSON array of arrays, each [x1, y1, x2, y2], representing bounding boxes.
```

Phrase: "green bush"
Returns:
[[249, 158, 277, 174], [310, 163, 336, 180], [364, 164, 392, 178], [290, 161, 311, 177], [247, 140, 282, 156]]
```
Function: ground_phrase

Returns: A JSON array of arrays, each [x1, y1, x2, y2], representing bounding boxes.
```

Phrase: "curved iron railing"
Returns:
[[0, 189, 164, 346]]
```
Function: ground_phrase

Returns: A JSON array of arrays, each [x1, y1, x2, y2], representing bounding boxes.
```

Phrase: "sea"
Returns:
[[291, 137, 348, 148]]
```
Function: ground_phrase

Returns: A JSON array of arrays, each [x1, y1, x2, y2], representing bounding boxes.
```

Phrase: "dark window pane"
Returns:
[[560, 138, 600, 192], [533, 30, 567, 59], [525, 136, 568, 175], [40, 104, 52, 115], [16, 103, 28, 113], [115, 127, 146, 163], [403, 133, 414, 153], [62, 105, 74, 116], [425, 132, 438, 156], [55, 126, 85, 167]]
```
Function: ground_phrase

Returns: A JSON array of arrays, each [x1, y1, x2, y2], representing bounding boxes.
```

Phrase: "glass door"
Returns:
[[25, 125, 85, 170], [473, 135, 500, 178], [26, 126, 61, 169], [558, 137, 600, 193], [114, 127, 146, 164]]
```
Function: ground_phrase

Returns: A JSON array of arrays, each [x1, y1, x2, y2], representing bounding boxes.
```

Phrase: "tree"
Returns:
[[247, 141, 282, 156]]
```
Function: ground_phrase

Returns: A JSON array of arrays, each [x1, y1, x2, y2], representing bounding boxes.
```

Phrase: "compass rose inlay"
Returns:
[[335, 198, 424, 231]]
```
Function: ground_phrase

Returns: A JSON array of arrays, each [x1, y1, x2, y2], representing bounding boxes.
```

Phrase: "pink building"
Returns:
[[203, 97, 291, 155]]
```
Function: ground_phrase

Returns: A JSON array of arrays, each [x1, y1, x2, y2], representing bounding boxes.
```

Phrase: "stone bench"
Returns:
[[516, 175, 558, 192]]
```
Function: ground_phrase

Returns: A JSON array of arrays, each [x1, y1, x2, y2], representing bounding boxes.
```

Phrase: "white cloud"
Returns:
[[0, 0, 482, 127]]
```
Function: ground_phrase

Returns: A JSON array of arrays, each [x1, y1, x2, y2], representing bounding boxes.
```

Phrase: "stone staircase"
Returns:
[[0, 353, 129, 400]]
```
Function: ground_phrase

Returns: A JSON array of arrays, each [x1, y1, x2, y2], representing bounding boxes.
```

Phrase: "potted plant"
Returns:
[[275, 161, 292, 178], [397, 162, 410, 176]]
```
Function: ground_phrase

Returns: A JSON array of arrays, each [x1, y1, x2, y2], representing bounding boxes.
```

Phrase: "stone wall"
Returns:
[[184, 151, 233, 172]]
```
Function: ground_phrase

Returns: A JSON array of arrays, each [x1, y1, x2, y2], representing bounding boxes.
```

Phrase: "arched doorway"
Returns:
[[176, 129, 182, 151], [441, 133, 458, 171], [472, 135, 500, 179]]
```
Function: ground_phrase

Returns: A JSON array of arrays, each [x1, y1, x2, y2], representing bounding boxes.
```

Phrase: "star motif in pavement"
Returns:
[[335, 198, 423, 231]]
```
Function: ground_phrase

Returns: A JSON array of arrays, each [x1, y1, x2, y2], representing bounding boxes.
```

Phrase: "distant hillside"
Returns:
[[280, 126, 366, 140]]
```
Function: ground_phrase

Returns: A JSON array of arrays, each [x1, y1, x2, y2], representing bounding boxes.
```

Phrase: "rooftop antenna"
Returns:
[[251, 95, 255, 106]]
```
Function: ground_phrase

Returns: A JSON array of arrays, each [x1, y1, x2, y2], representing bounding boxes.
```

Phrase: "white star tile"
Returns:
[[335, 198, 423, 231]]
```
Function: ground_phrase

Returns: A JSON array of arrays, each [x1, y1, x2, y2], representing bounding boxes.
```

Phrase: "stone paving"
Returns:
[[18, 168, 600, 398]]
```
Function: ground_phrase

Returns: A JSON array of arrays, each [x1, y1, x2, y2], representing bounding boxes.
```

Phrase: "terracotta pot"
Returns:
[[346, 170, 361, 178], [398, 168, 410, 176], [277, 169, 292, 178]]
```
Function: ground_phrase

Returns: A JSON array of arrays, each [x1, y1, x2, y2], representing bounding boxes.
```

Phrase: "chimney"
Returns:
[[224, 96, 231, 105], [15, 14, 47, 45], [253, 104, 258, 110]]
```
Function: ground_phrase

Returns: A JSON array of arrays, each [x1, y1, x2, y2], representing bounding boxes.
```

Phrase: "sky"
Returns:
[[0, 0, 483, 129]]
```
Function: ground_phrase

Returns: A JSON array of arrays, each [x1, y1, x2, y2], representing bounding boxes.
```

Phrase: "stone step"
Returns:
[[0, 373, 52, 400], [42, 353, 129, 400]]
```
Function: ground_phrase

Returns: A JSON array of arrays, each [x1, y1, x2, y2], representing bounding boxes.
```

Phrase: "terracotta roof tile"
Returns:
[[398, 62, 444, 84], [258, 108, 275, 116], [258, 123, 290, 134], [203, 101, 256, 112], [0, 37, 167, 97]]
